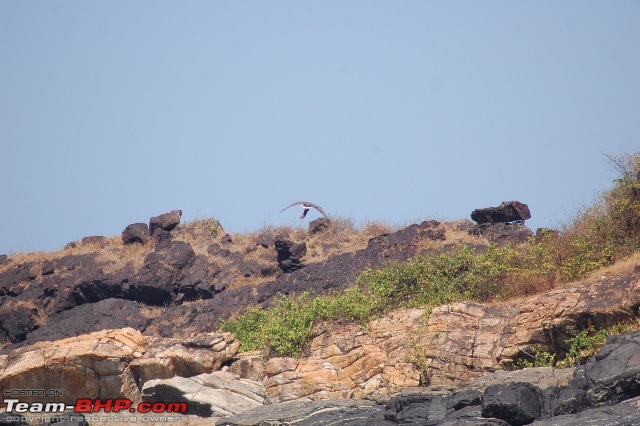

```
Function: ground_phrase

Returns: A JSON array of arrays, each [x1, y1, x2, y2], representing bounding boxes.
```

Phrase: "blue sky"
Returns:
[[1, 1, 639, 254]]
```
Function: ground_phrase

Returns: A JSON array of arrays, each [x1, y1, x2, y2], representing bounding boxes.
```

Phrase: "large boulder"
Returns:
[[122, 223, 150, 245], [482, 382, 543, 425], [570, 330, 640, 406], [471, 201, 531, 224], [142, 371, 264, 417], [149, 210, 182, 234], [274, 237, 306, 273], [130, 332, 239, 387], [0, 328, 145, 406]]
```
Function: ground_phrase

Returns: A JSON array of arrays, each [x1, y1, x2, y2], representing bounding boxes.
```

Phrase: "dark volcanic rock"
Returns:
[[570, 330, 640, 406], [482, 382, 543, 425], [16, 298, 151, 347], [309, 218, 330, 235], [0, 300, 41, 342], [472, 201, 531, 224], [155, 220, 448, 335], [80, 235, 107, 246], [533, 395, 640, 426], [275, 238, 305, 273], [0, 263, 33, 296], [256, 233, 274, 248], [149, 210, 182, 234], [129, 240, 196, 305], [0, 254, 8, 265], [542, 386, 588, 417], [469, 222, 534, 244], [122, 223, 150, 245]]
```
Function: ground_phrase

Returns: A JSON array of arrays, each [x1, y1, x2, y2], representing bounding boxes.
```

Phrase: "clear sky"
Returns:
[[1, 1, 639, 254]]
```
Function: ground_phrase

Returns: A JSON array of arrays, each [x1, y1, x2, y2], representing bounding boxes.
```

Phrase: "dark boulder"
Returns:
[[275, 238, 306, 273], [128, 240, 196, 305], [256, 233, 274, 248], [0, 300, 42, 342], [221, 233, 233, 244], [41, 260, 55, 276], [0, 262, 35, 296], [469, 222, 534, 245], [472, 201, 531, 224], [122, 223, 150, 245], [0, 254, 7, 265], [149, 210, 182, 234], [570, 330, 640, 406], [542, 386, 588, 417], [482, 382, 543, 425], [17, 298, 150, 347], [309, 218, 330, 235]]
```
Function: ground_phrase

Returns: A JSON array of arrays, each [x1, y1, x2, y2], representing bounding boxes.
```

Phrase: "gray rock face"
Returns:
[[142, 372, 265, 418], [570, 330, 640, 406]]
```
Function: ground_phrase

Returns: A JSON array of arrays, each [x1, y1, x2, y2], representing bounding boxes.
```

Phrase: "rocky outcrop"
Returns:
[[260, 272, 640, 402], [0, 220, 450, 345], [471, 201, 531, 224], [220, 352, 640, 425], [570, 330, 640, 406], [142, 372, 264, 417], [121, 223, 150, 245], [468, 222, 534, 244], [308, 218, 330, 235], [130, 332, 239, 386], [0, 328, 145, 406], [149, 210, 182, 234], [0, 328, 240, 409]]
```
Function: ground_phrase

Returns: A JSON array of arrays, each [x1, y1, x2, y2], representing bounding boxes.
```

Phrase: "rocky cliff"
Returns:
[[1, 211, 639, 425]]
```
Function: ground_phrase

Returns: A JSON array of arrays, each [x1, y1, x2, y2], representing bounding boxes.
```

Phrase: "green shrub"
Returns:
[[513, 323, 638, 370], [560, 323, 637, 367]]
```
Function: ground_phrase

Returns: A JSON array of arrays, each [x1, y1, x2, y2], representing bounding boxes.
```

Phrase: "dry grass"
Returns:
[[0, 217, 490, 293]]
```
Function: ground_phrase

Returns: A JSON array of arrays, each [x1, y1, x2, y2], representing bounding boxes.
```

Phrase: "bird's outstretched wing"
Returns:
[[280, 201, 307, 213], [280, 201, 328, 218]]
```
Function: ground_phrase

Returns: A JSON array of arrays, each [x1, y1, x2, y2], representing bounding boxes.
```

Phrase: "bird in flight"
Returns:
[[280, 201, 328, 220]]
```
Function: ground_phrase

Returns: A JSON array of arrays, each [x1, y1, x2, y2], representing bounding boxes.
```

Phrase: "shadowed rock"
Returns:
[[122, 223, 150, 245], [472, 201, 531, 224], [149, 210, 182, 234]]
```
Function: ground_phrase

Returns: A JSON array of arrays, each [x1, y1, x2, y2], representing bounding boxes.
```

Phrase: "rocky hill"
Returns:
[[1, 205, 640, 425]]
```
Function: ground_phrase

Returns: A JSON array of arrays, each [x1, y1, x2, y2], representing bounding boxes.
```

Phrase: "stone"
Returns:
[[309, 218, 330, 235], [142, 372, 264, 417], [482, 382, 543, 425], [0, 328, 145, 405], [256, 233, 274, 248], [274, 238, 305, 273], [542, 386, 588, 417], [0, 300, 42, 342], [570, 330, 640, 406], [227, 351, 266, 382], [468, 222, 534, 244], [149, 210, 182, 234], [0, 255, 7, 266], [130, 332, 239, 387], [471, 201, 531, 224], [122, 223, 150, 245], [80, 236, 107, 246]]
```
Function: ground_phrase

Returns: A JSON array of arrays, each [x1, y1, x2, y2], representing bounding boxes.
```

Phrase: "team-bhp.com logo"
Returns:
[[3, 398, 189, 422]]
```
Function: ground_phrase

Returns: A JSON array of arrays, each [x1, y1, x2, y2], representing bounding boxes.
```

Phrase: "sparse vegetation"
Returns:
[[514, 322, 639, 369], [223, 153, 640, 357]]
